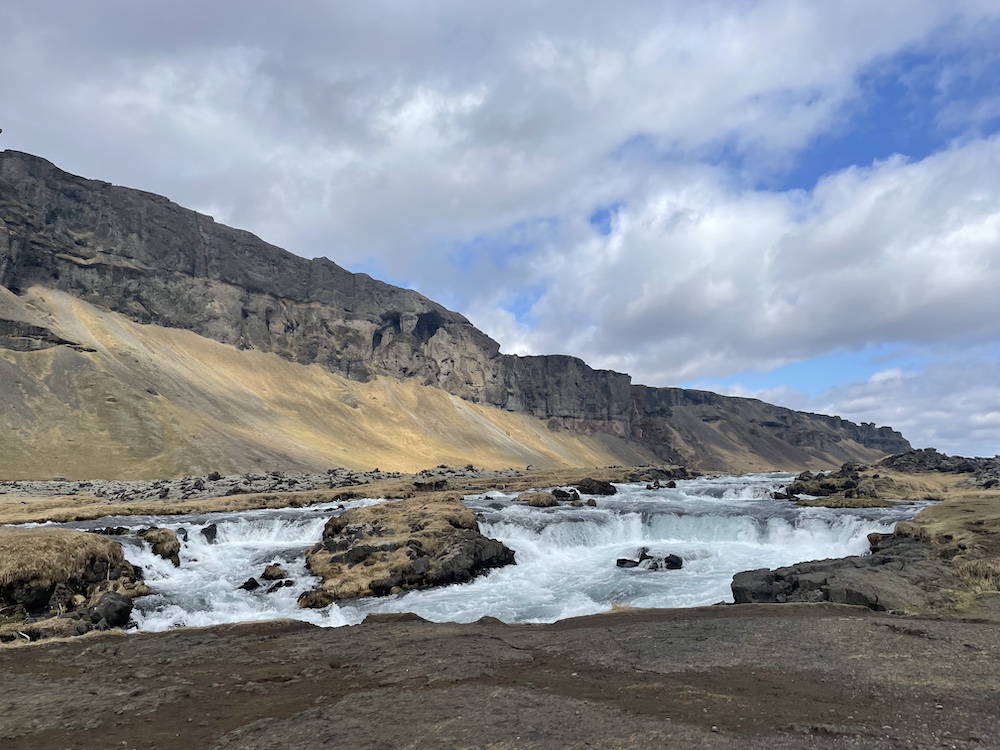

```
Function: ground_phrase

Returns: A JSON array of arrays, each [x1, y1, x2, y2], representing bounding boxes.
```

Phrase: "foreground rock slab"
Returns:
[[732, 535, 967, 612], [1, 603, 998, 750], [298, 496, 515, 607]]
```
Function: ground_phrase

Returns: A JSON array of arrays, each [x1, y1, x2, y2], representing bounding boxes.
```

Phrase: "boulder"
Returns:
[[91, 592, 132, 628], [139, 528, 181, 567], [239, 578, 261, 592], [552, 488, 581, 502], [260, 564, 288, 581], [201, 523, 219, 544], [661, 554, 684, 570], [515, 491, 558, 508], [575, 478, 617, 496], [730, 535, 964, 612], [299, 496, 515, 607], [617, 548, 683, 571]]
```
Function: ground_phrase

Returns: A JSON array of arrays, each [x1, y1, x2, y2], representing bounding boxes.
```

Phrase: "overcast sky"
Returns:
[[2, 1, 999, 456]]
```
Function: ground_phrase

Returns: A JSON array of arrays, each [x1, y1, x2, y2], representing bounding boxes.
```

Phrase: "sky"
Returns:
[[1, 1, 998, 456]]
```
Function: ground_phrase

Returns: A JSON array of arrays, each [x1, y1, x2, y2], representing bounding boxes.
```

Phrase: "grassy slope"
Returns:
[[0, 287, 656, 479]]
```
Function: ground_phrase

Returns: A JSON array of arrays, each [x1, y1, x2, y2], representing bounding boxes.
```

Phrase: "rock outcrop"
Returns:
[[138, 527, 181, 567], [0, 150, 912, 472], [881, 449, 1000, 487], [0, 528, 148, 641], [731, 534, 966, 613], [298, 496, 515, 607]]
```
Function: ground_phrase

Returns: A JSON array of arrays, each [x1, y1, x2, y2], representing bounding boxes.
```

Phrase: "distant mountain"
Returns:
[[0, 151, 910, 478]]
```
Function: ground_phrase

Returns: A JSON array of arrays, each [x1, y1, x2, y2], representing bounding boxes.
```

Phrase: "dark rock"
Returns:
[[201, 523, 218, 544], [46, 583, 75, 614], [91, 592, 132, 628], [616, 559, 640, 568], [266, 580, 294, 594], [661, 554, 683, 570], [731, 535, 964, 612], [413, 479, 447, 492], [95, 526, 129, 536], [732, 569, 778, 604], [207, 471, 222, 482], [575, 478, 617, 496], [552, 488, 580, 502], [239, 578, 261, 592]]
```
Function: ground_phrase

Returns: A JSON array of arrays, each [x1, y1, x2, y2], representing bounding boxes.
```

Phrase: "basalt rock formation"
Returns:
[[0, 150, 911, 473], [298, 496, 515, 607], [731, 533, 966, 613], [0, 527, 148, 641]]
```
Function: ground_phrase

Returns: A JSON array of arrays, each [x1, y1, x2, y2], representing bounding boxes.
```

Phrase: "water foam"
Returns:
[[57, 474, 923, 630]]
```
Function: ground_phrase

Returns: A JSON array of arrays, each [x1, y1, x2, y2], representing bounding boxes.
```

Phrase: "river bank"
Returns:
[[2, 603, 998, 749]]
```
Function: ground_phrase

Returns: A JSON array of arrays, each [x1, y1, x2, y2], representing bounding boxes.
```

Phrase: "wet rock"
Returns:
[[575, 478, 617, 496], [619, 549, 683, 571], [261, 564, 288, 581], [139, 528, 181, 567], [239, 578, 261, 592], [552, 488, 581, 502], [515, 491, 558, 508], [661, 554, 683, 570], [201, 523, 219, 544]]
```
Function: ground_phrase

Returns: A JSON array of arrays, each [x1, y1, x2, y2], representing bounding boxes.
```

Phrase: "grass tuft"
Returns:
[[0, 528, 124, 593]]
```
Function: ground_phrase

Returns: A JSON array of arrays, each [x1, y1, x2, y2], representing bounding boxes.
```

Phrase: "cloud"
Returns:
[[486, 135, 1000, 384], [3, 1, 1000, 454]]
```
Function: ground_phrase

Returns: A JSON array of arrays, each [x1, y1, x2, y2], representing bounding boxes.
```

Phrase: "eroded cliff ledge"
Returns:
[[0, 151, 910, 471]]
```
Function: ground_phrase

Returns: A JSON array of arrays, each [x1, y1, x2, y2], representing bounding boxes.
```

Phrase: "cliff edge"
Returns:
[[0, 151, 911, 474]]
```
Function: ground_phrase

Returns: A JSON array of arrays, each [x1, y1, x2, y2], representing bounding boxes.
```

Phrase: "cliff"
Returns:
[[0, 150, 910, 475]]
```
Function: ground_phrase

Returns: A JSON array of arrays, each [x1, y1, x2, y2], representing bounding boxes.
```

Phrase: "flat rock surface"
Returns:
[[1, 603, 998, 749]]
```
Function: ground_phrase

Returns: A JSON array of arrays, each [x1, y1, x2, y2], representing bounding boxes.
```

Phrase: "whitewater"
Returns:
[[51, 473, 924, 631]]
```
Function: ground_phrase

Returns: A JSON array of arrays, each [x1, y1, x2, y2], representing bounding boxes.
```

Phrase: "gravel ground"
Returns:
[[1, 602, 998, 750], [0, 465, 531, 504]]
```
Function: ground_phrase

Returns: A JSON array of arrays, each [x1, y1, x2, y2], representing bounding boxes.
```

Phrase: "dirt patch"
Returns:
[[2, 605, 997, 749]]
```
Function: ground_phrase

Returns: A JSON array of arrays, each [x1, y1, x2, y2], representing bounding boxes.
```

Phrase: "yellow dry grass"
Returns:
[[305, 495, 480, 602], [0, 528, 124, 592], [0, 287, 654, 480]]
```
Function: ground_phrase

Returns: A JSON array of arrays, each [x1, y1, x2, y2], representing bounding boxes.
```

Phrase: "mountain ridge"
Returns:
[[0, 150, 911, 476]]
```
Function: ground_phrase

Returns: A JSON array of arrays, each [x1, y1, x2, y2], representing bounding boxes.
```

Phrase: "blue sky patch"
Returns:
[[681, 344, 931, 397], [588, 202, 624, 236]]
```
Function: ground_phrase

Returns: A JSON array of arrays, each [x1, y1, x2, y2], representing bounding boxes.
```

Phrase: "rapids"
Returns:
[[49, 473, 925, 630]]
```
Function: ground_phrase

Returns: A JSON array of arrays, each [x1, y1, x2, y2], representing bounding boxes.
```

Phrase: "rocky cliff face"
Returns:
[[0, 151, 911, 470]]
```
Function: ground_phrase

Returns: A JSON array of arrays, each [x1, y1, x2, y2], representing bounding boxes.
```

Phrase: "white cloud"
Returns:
[[2, 1, 1000, 454], [487, 135, 1000, 386]]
